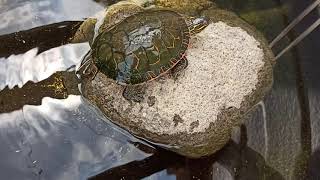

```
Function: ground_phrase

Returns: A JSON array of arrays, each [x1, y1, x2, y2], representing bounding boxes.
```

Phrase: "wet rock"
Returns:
[[71, 1, 144, 44], [70, 0, 215, 45], [154, 0, 214, 14], [70, 18, 97, 44], [98, 1, 144, 32], [80, 7, 274, 157]]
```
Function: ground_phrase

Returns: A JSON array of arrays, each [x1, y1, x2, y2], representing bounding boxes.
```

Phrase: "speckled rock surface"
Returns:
[[80, 8, 274, 157]]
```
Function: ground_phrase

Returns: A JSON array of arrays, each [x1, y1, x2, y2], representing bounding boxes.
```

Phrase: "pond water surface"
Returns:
[[0, 0, 320, 180]]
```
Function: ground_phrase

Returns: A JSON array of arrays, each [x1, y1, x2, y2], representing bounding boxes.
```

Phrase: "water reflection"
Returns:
[[90, 126, 286, 180], [0, 43, 89, 90], [0, 1, 153, 179], [0, 0, 103, 35], [0, 95, 153, 179], [0, 0, 319, 179]]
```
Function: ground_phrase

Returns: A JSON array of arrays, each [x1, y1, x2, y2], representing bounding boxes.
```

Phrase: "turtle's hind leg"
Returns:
[[122, 84, 147, 103]]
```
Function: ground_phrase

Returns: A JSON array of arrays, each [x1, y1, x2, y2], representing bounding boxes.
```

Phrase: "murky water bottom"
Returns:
[[0, 0, 319, 179]]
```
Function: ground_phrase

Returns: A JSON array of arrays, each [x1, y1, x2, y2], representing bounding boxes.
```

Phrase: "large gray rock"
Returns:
[[80, 8, 274, 158]]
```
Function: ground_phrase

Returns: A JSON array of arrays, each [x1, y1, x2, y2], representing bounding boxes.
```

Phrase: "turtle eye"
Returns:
[[190, 17, 209, 34]]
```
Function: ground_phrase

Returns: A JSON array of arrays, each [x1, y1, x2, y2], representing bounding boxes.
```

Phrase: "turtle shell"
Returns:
[[91, 9, 190, 85]]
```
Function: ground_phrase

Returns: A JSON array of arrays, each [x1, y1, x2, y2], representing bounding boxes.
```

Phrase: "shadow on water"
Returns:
[[0, 0, 319, 179], [90, 125, 284, 180], [308, 148, 320, 180]]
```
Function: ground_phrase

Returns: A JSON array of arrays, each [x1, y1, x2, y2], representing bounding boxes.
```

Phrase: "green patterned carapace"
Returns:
[[91, 9, 207, 85]]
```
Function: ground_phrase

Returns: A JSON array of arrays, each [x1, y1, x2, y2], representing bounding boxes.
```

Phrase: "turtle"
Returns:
[[78, 8, 209, 85]]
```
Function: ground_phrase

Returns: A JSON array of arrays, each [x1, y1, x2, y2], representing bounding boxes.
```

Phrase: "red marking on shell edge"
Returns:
[[135, 59, 181, 85], [169, 58, 177, 65], [179, 52, 186, 57], [182, 41, 189, 46], [160, 66, 166, 73], [147, 71, 157, 79], [132, 58, 183, 85]]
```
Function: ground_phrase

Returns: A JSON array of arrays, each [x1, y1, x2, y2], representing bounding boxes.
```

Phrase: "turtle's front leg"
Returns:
[[77, 60, 98, 80], [179, 56, 188, 69], [170, 56, 188, 79], [90, 64, 99, 80]]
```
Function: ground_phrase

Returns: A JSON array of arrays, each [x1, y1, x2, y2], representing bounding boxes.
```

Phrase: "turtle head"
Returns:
[[188, 16, 209, 35]]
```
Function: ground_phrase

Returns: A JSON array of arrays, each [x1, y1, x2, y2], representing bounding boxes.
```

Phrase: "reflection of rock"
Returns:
[[80, 6, 274, 157]]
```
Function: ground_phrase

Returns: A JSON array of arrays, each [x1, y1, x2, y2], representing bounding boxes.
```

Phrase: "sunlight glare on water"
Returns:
[[0, 43, 89, 90], [0, 2, 154, 178], [0, 0, 104, 35], [0, 95, 152, 179]]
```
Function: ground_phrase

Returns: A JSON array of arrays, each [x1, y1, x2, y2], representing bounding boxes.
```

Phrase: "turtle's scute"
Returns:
[[91, 9, 190, 85]]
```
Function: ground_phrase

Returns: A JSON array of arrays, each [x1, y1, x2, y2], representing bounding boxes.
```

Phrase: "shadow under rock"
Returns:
[[90, 125, 285, 180], [307, 148, 320, 180]]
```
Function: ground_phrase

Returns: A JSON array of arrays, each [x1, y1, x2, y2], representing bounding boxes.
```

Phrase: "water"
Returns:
[[0, 0, 319, 179]]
